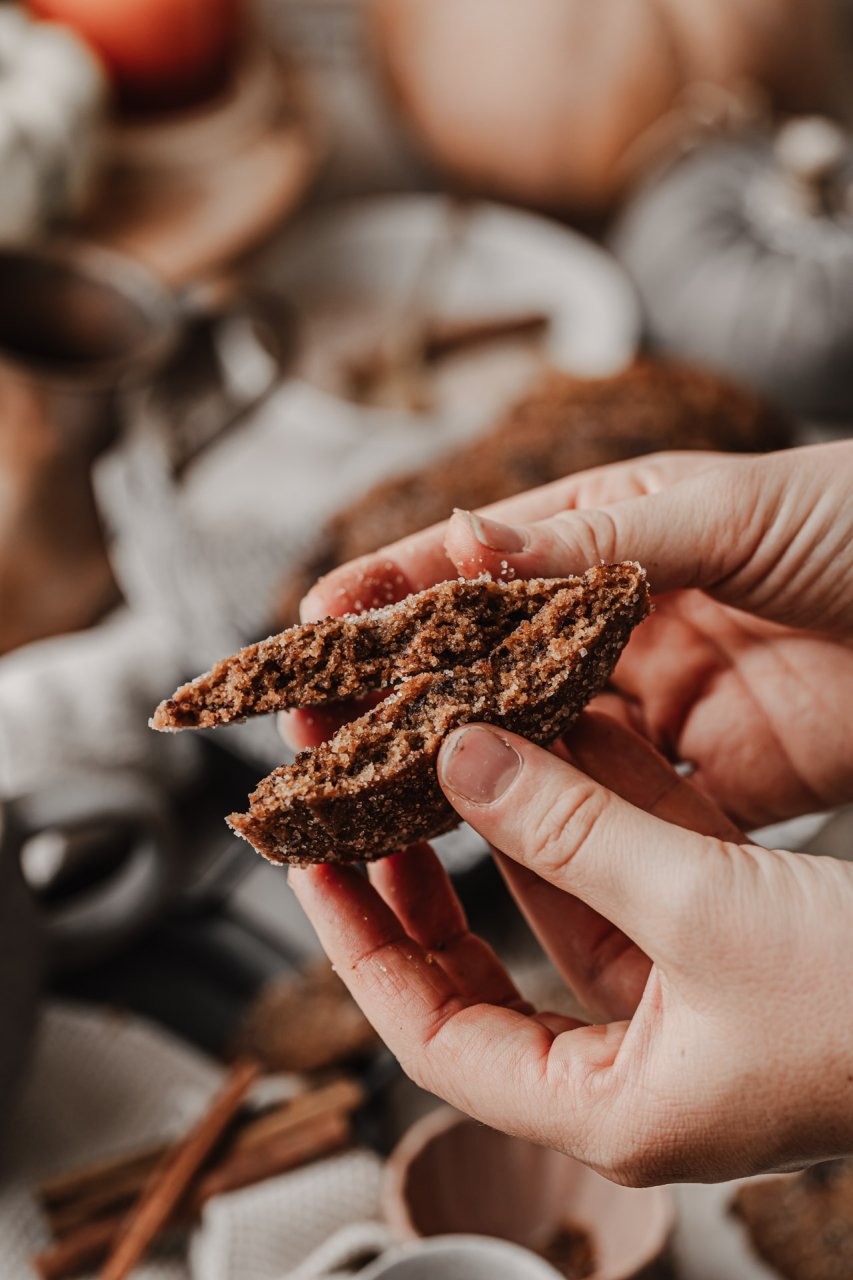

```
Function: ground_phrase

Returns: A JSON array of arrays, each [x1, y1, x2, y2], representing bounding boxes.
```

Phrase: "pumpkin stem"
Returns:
[[774, 116, 848, 216]]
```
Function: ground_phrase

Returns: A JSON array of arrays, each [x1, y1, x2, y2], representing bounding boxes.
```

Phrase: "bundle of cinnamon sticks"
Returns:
[[33, 1063, 364, 1280]]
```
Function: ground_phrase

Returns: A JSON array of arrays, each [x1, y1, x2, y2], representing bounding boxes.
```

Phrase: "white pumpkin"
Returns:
[[613, 118, 853, 420], [0, 8, 107, 239], [370, 0, 839, 216]]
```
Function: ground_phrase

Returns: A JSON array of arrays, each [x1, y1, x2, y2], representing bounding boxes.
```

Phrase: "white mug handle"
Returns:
[[287, 1222, 394, 1280], [289, 1231, 565, 1280], [350, 1236, 564, 1280]]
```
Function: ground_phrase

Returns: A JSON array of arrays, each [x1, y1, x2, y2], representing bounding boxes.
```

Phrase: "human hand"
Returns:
[[290, 712, 853, 1184], [291, 443, 853, 828]]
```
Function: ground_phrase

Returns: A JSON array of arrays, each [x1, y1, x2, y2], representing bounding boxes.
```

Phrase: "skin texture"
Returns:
[[286, 443, 853, 1185]]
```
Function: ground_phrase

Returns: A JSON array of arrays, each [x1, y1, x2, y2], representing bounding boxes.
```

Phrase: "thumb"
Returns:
[[437, 722, 735, 964]]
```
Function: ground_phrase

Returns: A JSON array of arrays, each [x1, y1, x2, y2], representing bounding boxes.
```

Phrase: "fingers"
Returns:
[[495, 853, 651, 1022], [300, 555, 423, 623], [437, 723, 734, 960], [444, 444, 853, 634], [442, 463, 744, 593], [606, 591, 846, 829], [490, 715, 740, 1020], [365, 843, 466, 947], [281, 692, 388, 752], [289, 860, 466, 1046], [367, 844, 529, 1010], [289, 860, 623, 1150], [565, 711, 745, 842], [299, 451, 722, 622], [301, 444, 850, 633]]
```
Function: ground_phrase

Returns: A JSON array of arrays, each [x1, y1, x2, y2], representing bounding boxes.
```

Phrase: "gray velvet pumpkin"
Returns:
[[613, 118, 853, 419], [0, 8, 107, 240]]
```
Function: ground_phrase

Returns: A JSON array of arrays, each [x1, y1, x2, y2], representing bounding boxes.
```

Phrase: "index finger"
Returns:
[[289, 861, 627, 1153], [300, 451, 721, 621]]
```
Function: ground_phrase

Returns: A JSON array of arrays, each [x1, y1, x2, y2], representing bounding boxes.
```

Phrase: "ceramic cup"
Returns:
[[0, 768, 181, 1134], [384, 1108, 675, 1280], [2, 770, 178, 972], [358, 1235, 563, 1280], [0, 240, 294, 460]]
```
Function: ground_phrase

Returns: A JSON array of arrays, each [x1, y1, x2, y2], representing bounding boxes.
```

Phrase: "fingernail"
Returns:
[[454, 509, 529, 553], [440, 725, 522, 805], [298, 593, 320, 623]]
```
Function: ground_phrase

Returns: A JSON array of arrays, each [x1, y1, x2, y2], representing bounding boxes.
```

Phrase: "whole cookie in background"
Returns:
[[277, 360, 790, 626]]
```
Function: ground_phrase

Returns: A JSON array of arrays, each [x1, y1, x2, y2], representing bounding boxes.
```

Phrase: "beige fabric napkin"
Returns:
[[191, 1151, 384, 1280], [0, 1002, 384, 1280]]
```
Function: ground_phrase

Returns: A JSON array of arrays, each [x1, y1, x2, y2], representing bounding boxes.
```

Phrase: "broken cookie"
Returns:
[[152, 576, 569, 731], [152, 563, 650, 865]]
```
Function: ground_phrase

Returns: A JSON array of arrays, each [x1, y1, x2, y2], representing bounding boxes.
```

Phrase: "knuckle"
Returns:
[[638, 450, 712, 489], [419, 993, 470, 1051], [525, 781, 608, 884], [399, 994, 471, 1093], [661, 866, 707, 938], [587, 507, 621, 565], [664, 837, 742, 944], [553, 508, 620, 569], [589, 508, 621, 565], [640, 449, 680, 470]]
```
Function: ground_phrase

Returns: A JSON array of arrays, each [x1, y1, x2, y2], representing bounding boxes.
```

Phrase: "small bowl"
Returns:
[[384, 1108, 675, 1280]]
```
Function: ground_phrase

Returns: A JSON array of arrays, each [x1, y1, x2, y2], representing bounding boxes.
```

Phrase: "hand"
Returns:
[[287, 441, 853, 1183], [290, 712, 853, 1184], [291, 443, 853, 829]]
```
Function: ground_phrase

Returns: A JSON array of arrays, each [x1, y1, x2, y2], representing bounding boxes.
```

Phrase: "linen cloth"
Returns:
[[0, 1003, 383, 1280]]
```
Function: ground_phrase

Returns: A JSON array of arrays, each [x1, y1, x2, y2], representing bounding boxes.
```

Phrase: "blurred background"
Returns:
[[1, 1, 853, 1277]]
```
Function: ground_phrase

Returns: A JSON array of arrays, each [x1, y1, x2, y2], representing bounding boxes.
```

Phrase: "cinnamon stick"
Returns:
[[35, 1218, 122, 1280], [34, 1111, 352, 1280], [423, 310, 550, 361], [345, 309, 550, 408], [42, 1076, 365, 1236], [189, 1108, 351, 1205], [97, 1058, 259, 1280], [46, 1161, 161, 1239], [38, 1145, 166, 1210], [33, 1076, 363, 1280], [229, 1077, 363, 1156]]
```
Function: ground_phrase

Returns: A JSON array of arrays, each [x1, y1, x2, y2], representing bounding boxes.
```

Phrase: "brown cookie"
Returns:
[[152, 576, 567, 731], [731, 1160, 853, 1280], [226, 563, 649, 865], [278, 360, 789, 623]]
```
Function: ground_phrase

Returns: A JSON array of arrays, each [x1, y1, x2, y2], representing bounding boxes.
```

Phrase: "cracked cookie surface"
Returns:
[[152, 576, 570, 731], [221, 563, 650, 865]]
